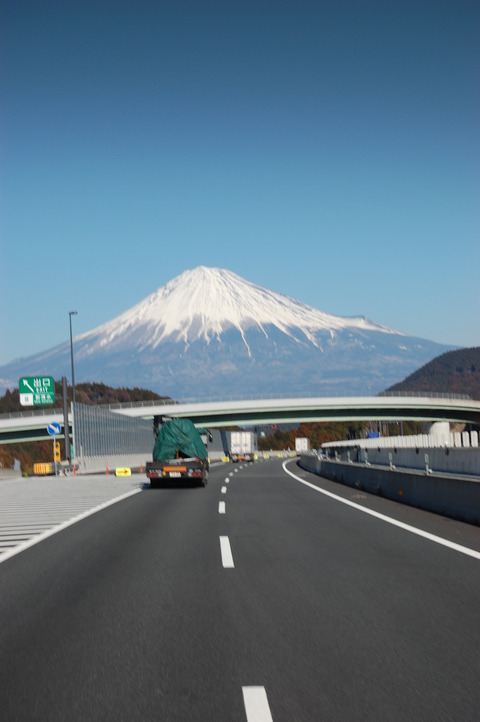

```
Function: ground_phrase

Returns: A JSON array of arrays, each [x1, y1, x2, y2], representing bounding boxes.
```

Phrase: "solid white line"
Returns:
[[219, 535, 234, 568], [218, 501, 226, 514], [282, 460, 480, 561], [0, 488, 143, 564], [242, 686, 274, 722]]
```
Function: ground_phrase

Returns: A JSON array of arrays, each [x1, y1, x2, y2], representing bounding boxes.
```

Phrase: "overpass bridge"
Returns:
[[114, 393, 480, 428], [1, 394, 479, 444]]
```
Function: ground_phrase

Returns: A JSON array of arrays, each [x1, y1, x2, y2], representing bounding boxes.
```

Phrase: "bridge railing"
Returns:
[[0, 391, 474, 420], [323, 430, 479, 450], [102, 390, 473, 411]]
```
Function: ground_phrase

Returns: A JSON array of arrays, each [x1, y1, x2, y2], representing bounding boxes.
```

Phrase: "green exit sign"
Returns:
[[19, 376, 55, 406]]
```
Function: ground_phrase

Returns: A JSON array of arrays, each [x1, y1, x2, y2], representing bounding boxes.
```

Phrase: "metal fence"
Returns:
[[74, 402, 153, 459]]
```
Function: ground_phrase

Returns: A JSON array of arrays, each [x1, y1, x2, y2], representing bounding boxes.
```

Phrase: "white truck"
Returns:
[[295, 437, 311, 455], [229, 430, 256, 463]]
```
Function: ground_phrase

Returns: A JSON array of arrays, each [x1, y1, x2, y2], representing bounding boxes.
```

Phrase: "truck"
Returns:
[[229, 430, 256, 463], [295, 437, 311, 455], [146, 418, 209, 488]]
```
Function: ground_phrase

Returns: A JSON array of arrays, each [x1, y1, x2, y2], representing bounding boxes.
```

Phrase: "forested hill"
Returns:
[[386, 347, 480, 400], [0, 381, 171, 414]]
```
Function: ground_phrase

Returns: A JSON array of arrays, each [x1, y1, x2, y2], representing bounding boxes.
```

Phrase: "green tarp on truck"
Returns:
[[152, 418, 208, 461]]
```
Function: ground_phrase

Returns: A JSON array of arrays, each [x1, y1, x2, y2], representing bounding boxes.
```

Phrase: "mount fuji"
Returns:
[[0, 267, 454, 399]]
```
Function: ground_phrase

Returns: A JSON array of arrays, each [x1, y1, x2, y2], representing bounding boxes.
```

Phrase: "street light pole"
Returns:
[[69, 310, 78, 406], [69, 310, 78, 461]]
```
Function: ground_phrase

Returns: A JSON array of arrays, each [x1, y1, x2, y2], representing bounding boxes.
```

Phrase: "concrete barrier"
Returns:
[[0, 468, 23, 481], [76, 453, 151, 475], [299, 454, 480, 526]]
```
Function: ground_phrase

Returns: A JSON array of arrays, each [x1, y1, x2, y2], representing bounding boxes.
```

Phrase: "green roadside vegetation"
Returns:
[[258, 420, 423, 452]]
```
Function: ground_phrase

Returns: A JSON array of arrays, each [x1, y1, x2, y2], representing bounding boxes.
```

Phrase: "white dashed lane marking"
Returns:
[[219, 536, 234, 568], [242, 686, 274, 721]]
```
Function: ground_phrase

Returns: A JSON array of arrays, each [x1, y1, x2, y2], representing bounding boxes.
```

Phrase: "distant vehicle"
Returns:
[[229, 430, 256, 462], [146, 418, 209, 488], [295, 437, 311, 454]]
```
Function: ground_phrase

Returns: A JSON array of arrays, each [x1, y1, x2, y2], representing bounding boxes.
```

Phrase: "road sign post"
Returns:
[[19, 376, 55, 406], [61, 376, 72, 465], [47, 422, 61, 475]]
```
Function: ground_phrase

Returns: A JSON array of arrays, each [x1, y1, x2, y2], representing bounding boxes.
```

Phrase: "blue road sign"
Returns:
[[47, 421, 61, 436]]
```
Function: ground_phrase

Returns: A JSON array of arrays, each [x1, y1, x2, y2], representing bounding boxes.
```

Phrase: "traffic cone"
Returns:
[[106, 464, 109, 475]]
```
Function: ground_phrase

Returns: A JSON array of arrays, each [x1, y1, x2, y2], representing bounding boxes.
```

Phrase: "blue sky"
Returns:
[[1, 0, 479, 367]]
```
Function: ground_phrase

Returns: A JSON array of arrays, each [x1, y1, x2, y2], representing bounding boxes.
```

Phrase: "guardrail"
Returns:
[[298, 452, 480, 526]]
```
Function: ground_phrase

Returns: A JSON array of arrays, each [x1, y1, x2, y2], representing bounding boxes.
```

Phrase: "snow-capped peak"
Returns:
[[76, 266, 399, 356], [0, 266, 451, 399]]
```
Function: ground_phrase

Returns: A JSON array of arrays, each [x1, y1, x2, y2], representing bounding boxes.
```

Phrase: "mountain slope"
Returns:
[[0, 267, 455, 399], [387, 347, 480, 400]]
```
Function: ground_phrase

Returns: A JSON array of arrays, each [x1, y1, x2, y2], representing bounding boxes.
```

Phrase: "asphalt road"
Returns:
[[1, 458, 479, 721]]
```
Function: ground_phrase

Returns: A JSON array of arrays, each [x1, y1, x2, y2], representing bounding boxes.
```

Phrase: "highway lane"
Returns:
[[0, 458, 479, 721]]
